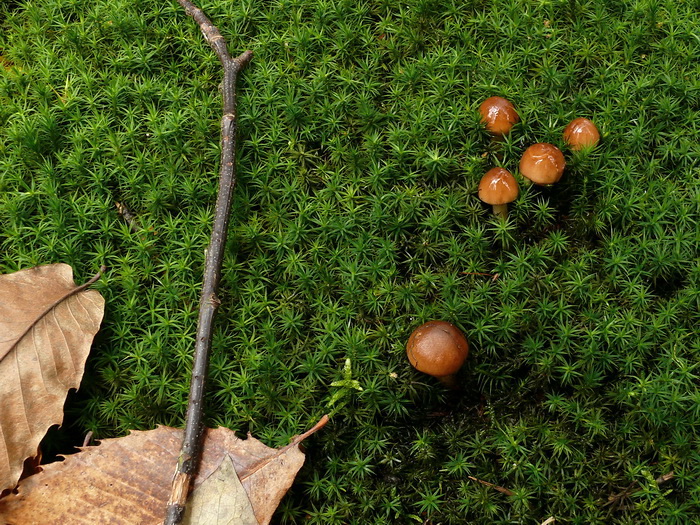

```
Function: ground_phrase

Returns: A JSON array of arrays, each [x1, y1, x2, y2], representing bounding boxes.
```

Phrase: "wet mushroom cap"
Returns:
[[478, 167, 519, 205], [563, 117, 600, 150], [519, 143, 566, 185], [479, 96, 519, 136], [406, 321, 469, 377]]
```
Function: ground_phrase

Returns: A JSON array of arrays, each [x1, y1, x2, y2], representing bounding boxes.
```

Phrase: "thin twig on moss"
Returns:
[[164, 2, 252, 523], [467, 475, 514, 496]]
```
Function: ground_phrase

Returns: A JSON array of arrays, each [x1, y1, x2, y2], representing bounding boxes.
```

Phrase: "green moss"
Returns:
[[1, 0, 699, 522]]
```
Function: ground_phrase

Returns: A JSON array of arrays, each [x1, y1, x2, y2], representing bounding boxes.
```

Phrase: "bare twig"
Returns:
[[467, 475, 515, 496], [81, 431, 94, 448], [115, 201, 140, 232], [164, 2, 252, 523], [605, 481, 637, 507], [604, 471, 674, 509], [655, 471, 675, 484]]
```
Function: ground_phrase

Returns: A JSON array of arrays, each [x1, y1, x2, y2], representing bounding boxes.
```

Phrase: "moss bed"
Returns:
[[1, 0, 699, 523]]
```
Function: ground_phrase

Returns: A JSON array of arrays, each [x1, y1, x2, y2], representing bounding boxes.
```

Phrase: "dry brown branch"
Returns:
[[164, 2, 253, 523], [115, 201, 139, 232], [604, 471, 674, 509], [655, 471, 675, 484], [467, 475, 514, 496]]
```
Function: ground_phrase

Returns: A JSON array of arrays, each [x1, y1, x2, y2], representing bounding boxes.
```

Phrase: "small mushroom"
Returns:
[[479, 96, 519, 136], [406, 320, 469, 388], [563, 117, 600, 151], [478, 167, 519, 219], [519, 143, 566, 185]]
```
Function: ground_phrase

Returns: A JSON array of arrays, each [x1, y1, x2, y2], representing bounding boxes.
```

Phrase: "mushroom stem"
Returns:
[[437, 374, 460, 390], [492, 203, 508, 219]]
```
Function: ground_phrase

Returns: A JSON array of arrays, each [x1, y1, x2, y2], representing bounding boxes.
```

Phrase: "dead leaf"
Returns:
[[0, 417, 328, 524], [0, 264, 104, 493], [183, 455, 258, 525]]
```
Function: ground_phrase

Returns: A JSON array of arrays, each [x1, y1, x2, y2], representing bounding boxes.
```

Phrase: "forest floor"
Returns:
[[1, 0, 699, 523]]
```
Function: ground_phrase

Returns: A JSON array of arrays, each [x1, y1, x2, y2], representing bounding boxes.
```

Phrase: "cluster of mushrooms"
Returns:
[[405, 98, 600, 386], [477, 96, 600, 219]]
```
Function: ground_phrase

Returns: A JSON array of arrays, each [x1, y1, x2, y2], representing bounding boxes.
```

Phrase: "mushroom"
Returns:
[[478, 167, 519, 219], [406, 320, 469, 388], [479, 96, 519, 136], [519, 143, 566, 185], [563, 117, 600, 151]]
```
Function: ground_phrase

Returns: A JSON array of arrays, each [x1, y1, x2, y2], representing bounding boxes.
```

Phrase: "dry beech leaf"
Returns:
[[0, 417, 328, 524], [183, 454, 258, 525], [0, 264, 104, 493]]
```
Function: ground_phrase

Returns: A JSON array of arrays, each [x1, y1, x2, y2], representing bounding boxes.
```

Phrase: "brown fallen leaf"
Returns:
[[0, 264, 105, 493], [0, 417, 328, 524], [183, 455, 258, 525]]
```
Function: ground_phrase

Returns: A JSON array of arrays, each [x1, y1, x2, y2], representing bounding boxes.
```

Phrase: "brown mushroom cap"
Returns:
[[479, 96, 519, 136], [406, 321, 469, 378], [519, 143, 566, 185], [563, 117, 600, 151], [478, 167, 519, 205]]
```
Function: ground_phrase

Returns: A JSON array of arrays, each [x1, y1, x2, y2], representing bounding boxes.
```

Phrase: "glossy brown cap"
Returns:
[[519, 143, 566, 185], [406, 321, 469, 378], [479, 96, 519, 136], [478, 167, 519, 205], [563, 117, 600, 151]]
